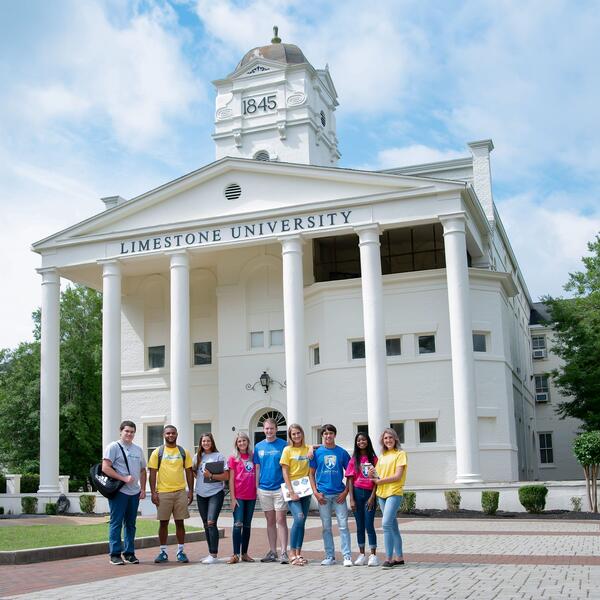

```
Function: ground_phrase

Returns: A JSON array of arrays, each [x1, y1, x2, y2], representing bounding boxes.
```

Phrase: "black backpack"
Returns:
[[89, 443, 130, 499]]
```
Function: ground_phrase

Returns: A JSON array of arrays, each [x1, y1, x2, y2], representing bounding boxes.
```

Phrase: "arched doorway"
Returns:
[[252, 409, 287, 446]]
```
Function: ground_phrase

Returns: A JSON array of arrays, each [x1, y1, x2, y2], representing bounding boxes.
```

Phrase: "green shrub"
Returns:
[[399, 491, 416, 513], [481, 490, 500, 515], [444, 489, 461, 512], [0, 473, 6, 493], [45, 502, 58, 515], [69, 479, 88, 493], [571, 496, 582, 512], [518, 485, 548, 513], [21, 496, 38, 514], [79, 494, 96, 514], [20, 474, 40, 493], [0, 506, 4, 515]]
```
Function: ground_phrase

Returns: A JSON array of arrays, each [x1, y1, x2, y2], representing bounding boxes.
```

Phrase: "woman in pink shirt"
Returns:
[[346, 432, 379, 566], [227, 432, 257, 564]]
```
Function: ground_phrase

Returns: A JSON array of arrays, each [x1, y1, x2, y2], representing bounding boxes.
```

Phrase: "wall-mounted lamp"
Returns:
[[246, 370, 286, 393]]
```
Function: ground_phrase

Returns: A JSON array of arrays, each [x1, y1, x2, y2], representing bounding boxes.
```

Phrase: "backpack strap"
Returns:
[[157, 444, 186, 471], [116, 443, 131, 474]]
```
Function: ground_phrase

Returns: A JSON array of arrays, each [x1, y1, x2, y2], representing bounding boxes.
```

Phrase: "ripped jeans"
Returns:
[[231, 498, 256, 555], [288, 495, 311, 550]]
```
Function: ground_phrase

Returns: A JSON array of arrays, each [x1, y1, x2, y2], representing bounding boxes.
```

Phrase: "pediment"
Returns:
[[33, 158, 462, 250]]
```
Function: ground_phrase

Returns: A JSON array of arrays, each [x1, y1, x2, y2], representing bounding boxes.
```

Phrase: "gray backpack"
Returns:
[[157, 444, 187, 470]]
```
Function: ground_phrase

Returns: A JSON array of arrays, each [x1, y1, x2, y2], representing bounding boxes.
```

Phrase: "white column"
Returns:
[[440, 213, 482, 483], [101, 260, 122, 450], [38, 267, 61, 493], [280, 236, 306, 429], [356, 225, 389, 439], [169, 251, 192, 452]]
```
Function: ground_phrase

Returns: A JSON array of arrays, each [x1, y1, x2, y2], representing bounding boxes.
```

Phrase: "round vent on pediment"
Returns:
[[224, 183, 242, 200], [254, 150, 270, 162], [320, 110, 326, 127]]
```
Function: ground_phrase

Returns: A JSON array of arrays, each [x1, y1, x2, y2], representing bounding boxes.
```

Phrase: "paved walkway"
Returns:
[[1, 516, 599, 599]]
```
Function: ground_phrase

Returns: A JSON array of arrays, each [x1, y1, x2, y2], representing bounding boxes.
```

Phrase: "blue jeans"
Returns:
[[232, 498, 256, 555], [197, 490, 224, 554], [288, 495, 311, 550], [378, 495, 403, 559], [353, 486, 377, 549], [108, 491, 140, 557], [318, 494, 351, 559]]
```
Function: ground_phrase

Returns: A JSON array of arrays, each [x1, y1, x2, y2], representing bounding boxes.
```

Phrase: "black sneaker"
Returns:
[[382, 560, 395, 569], [123, 554, 140, 564], [110, 555, 125, 565]]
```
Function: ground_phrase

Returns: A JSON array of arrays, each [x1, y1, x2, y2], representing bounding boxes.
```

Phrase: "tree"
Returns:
[[544, 234, 600, 430], [572, 431, 600, 513], [0, 285, 102, 481]]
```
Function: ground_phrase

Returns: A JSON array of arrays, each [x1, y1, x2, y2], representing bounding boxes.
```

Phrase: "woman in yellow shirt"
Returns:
[[369, 427, 407, 569], [280, 424, 311, 566]]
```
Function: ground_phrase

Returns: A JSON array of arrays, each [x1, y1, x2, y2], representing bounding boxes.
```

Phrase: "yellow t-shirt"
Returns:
[[280, 444, 311, 480], [148, 445, 192, 493], [375, 449, 407, 499]]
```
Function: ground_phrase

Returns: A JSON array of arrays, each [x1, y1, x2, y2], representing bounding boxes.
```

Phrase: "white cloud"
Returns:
[[375, 144, 464, 169], [498, 193, 600, 300]]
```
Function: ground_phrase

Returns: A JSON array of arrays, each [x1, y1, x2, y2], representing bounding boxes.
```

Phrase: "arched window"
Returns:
[[253, 410, 287, 445]]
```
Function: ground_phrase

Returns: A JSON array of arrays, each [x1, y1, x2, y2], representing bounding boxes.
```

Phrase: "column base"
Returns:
[[37, 484, 62, 495], [455, 473, 484, 485]]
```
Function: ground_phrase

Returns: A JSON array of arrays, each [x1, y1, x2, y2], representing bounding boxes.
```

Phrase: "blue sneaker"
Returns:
[[176, 551, 189, 563], [154, 550, 169, 563]]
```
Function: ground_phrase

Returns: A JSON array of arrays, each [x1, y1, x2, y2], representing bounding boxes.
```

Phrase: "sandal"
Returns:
[[241, 554, 255, 563], [296, 555, 307, 566], [227, 555, 240, 564]]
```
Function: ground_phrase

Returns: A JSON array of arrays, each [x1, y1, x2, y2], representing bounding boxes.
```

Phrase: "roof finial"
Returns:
[[271, 25, 281, 44]]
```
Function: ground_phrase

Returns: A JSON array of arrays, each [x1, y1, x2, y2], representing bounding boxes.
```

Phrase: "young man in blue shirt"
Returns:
[[309, 423, 352, 566], [253, 417, 289, 563]]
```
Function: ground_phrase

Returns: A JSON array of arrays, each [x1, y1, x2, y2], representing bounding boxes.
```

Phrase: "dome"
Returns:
[[235, 28, 309, 71]]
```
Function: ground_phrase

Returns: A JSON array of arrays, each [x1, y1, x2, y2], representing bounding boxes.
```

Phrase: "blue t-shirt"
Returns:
[[253, 438, 287, 491], [309, 445, 351, 495]]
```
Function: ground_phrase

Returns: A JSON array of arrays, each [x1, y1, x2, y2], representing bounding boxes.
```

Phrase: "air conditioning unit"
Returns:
[[536, 392, 549, 403], [532, 349, 547, 359]]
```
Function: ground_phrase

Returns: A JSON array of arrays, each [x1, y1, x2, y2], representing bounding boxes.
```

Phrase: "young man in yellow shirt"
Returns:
[[148, 425, 194, 563]]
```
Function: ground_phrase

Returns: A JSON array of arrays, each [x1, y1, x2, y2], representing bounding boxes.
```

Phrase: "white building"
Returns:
[[33, 34, 541, 493], [530, 303, 582, 480]]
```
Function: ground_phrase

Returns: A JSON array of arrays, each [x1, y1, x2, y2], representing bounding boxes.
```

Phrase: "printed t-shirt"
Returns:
[[103, 441, 146, 495], [148, 445, 192, 493], [375, 449, 408, 498], [280, 444, 311, 480], [309, 445, 351, 495], [192, 451, 228, 497], [228, 453, 257, 500], [253, 438, 287, 491], [345, 454, 378, 491]]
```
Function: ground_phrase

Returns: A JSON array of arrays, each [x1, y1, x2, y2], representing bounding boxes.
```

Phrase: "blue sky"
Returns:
[[1, 0, 599, 349]]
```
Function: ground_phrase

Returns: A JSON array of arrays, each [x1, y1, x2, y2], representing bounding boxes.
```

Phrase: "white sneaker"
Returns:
[[320, 557, 336, 566], [367, 554, 380, 567], [354, 553, 366, 566], [201, 555, 219, 564], [343, 557, 353, 567]]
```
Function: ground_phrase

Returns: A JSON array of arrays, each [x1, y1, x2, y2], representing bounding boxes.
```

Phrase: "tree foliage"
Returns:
[[544, 234, 600, 430], [572, 431, 600, 512], [0, 285, 102, 480]]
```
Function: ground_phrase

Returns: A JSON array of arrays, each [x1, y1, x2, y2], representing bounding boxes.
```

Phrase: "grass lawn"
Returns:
[[0, 521, 201, 551]]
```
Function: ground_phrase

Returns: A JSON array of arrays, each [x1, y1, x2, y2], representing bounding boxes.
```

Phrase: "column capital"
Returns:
[[168, 250, 190, 268], [279, 235, 304, 253], [439, 212, 468, 234], [98, 259, 122, 277], [37, 267, 59, 284], [354, 223, 381, 245]]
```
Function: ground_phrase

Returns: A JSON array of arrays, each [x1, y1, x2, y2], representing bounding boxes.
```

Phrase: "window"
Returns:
[[313, 234, 361, 282], [419, 421, 437, 443], [193, 341, 212, 365], [539, 432, 553, 464], [386, 337, 401, 357], [391, 422, 405, 444], [356, 424, 369, 435], [472, 333, 487, 352], [148, 345, 165, 369], [250, 331, 264, 348], [532, 335, 547, 359], [146, 425, 164, 460], [356, 422, 404, 445], [194, 423, 211, 452], [351, 340, 366, 359], [418, 335, 436, 354], [311, 345, 320, 366], [270, 329, 284, 347], [535, 374, 550, 402]]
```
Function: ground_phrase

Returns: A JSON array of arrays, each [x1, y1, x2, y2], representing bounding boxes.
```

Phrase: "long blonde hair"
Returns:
[[287, 423, 305, 447], [379, 427, 401, 451], [233, 432, 253, 460]]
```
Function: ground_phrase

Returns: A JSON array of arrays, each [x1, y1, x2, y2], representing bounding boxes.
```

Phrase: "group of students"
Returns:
[[102, 418, 407, 569]]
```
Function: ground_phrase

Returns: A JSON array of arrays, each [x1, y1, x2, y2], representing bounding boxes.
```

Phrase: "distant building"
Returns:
[[530, 303, 582, 480], [34, 32, 554, 493]]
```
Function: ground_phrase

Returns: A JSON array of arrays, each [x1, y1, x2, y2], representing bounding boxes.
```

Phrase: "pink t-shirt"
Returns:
[[345, 454, 378, 490], [228, 453, 257, 500]]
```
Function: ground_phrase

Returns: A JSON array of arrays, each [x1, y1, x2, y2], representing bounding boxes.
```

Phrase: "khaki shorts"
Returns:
[[257, 488, 287, 512], [156, 490, 190, 521]]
